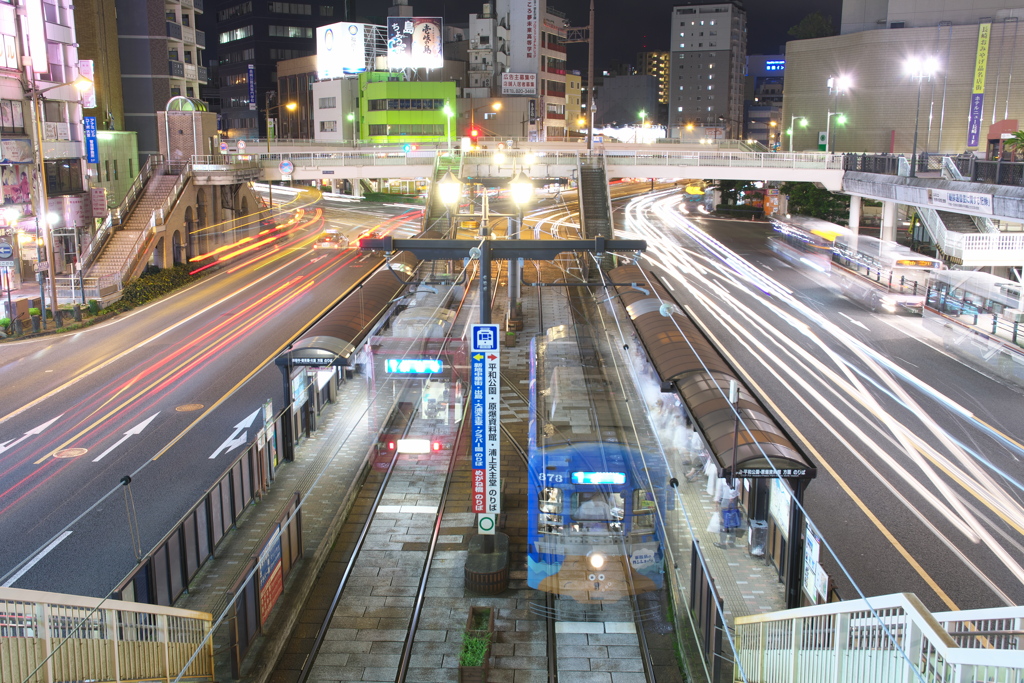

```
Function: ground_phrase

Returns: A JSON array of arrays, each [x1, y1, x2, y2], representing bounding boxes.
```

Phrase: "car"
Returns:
[[312, 229, 348, 250]]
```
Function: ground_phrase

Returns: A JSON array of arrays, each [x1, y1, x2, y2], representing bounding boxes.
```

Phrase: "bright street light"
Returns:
[[442, 102, 454, 151], [826, 74, 852, 152], [788, 115, 808, 153], [510, 171, 534, 207], [905, 56, 939, 178]]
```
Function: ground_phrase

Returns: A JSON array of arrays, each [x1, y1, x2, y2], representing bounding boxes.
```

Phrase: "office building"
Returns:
[[744, 54, 784, 148], [637, 50, 670, 106], [668, 0, 747, 138]]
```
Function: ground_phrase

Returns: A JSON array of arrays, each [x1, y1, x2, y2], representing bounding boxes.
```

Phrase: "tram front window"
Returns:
[[571, 492, 625, 532]]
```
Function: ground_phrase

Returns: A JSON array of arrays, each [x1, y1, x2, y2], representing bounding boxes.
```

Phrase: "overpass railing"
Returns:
[[733, 593, 1024, 683], [0, 586, 214, 683], [603, 150, 845, 169]]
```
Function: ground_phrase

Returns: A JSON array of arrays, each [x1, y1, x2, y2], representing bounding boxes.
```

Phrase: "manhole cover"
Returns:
[[176, 404, 204, 412], [53, 448, 88, 459]]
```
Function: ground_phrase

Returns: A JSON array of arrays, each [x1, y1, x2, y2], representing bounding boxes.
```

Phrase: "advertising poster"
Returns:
[[258, 526, 283, 625], [0, 164, 35, 214], [247, 64, 257, 111], [387, 17, 443, 70], [78, 60, 96, 109], [501, 73, 537, 96], [317, 22, 366, 79]]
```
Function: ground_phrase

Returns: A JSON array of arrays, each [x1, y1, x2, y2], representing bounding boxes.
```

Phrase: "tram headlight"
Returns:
[[587, 551, 606, 570]]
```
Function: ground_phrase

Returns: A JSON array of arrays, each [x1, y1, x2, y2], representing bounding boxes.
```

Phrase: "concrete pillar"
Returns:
[[847, 195, 862, 235], [330, 179, 339, 194], [351, 177, 362, 197], [880, 201, 897, 242]]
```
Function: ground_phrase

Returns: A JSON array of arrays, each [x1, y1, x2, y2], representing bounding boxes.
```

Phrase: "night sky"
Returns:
[[355, 0, 844, 71]]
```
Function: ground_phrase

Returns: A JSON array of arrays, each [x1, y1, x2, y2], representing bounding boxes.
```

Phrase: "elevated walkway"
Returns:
[[734, 593, 1024, 682], [0, 586, 214, 683]]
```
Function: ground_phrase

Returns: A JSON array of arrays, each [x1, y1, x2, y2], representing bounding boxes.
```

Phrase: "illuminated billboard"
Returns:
[[317, 22, 367, 78], [387, 17, 443, 70]]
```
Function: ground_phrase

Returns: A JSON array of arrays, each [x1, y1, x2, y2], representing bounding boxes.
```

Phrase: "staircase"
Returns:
[[577, 156, 613, 240], [423, 151, 463, 236], [936, 209, 982, 234], [88, 175, 181, 278]]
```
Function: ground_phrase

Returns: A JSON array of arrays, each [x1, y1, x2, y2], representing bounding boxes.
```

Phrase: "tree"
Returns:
[[780, 182, 850, 223], [717, 179, 758, 205], [787, 12, 837, 40], [1003, 130, 1024, 159]]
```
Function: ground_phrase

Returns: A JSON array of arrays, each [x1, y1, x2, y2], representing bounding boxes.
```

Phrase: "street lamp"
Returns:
[[826, 74, 851, 152], [825, 111, 847, 153], [905, 56, 939, 178], [347, 111, 357, 146], [265, 92, 297, 153], [469, 101, 502, 141], [788, 115, 808, 153], [508, 171, 533, 324], [442, 102, 453, 152], [26, 74, 93, 325]]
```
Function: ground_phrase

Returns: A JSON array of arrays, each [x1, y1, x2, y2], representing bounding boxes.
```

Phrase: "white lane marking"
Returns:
[[92, 413, 160, 463], [0, 415, 64, 455], [209, 408, 262, 459], [839, 312, 870, 330], [2, 531, 72, 587]]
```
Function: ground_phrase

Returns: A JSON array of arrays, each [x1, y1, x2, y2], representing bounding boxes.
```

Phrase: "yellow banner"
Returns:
[[973, 23, 991, 94]]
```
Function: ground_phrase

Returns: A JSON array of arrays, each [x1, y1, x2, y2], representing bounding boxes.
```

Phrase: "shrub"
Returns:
[[88, 299, 100, 315], [28, 307, 40, 317], [110, 264, 203, 311], [0, 316, 9, 330], [459, 631, 491, 667]]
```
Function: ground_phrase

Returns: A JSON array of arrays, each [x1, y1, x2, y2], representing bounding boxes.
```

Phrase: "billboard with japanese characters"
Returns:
[[387, 17, 443, 70]]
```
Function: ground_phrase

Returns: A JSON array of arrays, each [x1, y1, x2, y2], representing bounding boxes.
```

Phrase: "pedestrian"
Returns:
[[713, 480, 741, 548]]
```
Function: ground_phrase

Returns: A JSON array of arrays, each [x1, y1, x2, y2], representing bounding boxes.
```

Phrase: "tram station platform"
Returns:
[[172, 263, 787, 683]]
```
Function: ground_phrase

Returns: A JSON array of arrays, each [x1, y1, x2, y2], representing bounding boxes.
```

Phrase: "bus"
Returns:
[[769, 215, 943, 314]]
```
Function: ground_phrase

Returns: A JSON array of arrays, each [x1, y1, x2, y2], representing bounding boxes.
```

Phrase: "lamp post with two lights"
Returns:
[[905, 56, 939, 178]]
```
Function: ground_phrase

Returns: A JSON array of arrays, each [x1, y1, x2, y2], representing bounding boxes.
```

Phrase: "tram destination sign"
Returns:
[[470, 324, 500, 515]]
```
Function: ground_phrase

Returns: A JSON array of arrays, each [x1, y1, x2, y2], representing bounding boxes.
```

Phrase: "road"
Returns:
[[0, 191, 421, 597], [621, 191, 1024, 612]]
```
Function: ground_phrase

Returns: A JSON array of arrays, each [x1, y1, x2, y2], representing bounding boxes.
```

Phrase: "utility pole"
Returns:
[[565, 0, 596, 152]]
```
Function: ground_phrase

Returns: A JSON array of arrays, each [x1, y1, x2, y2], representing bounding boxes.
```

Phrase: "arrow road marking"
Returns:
[[839, 312, 870, 331], [91, 413, 160, 463], [209, 408, 261, 459], [2, 530, 72, 587], [0, 415, 64, 455]]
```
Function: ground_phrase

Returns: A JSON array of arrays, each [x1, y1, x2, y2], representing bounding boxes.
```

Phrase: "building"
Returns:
[[667, 0, 747, 138], [357, 71, 456, 146], [744, 54, 784, 148], [75, 0, 138, 208], [203, 0, 350, 139], [565, 71, 583, 136], [840, 0, 1024, 34], [784, 7, 1024, 155], [277, 55, 317, 141], [466, 4, 509, 96], [115, 0, 207, 159], [637, 50, 669, 124]]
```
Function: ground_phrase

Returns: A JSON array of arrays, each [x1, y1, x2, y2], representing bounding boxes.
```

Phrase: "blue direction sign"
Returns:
[[0, 242, 12, 259], [83, 116, 98, 163], [470, 324, 500, 515]]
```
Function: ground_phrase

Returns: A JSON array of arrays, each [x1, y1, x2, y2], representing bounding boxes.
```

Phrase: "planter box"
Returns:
[[458, 606, 494, 683]]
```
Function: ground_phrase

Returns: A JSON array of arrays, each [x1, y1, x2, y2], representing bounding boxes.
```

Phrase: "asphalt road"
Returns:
[[0, 191, 421, 597], [621, 193, 1024, 612]]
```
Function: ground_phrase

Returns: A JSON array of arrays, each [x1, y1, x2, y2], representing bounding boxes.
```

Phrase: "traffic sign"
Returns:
[[279, 160, 295, 174], [477, 513, 496, 535], [220, 141, 229, 153], [0, 260, 14, 268], [238, 140, 247, 151], [0, 242, 12, 259]]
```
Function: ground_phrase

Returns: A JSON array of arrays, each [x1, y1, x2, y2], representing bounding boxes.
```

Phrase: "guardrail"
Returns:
[[0, 586, 214, 683], [733, 593, 1024, 683]]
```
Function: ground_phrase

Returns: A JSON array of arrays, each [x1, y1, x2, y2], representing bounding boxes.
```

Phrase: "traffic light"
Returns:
[[402, 143, 418, 152], [469, 127, 480, 139]]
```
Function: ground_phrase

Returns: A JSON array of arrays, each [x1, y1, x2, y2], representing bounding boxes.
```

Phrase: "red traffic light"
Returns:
[[432, 441, 442, 452], [469, 128, 480, 138]]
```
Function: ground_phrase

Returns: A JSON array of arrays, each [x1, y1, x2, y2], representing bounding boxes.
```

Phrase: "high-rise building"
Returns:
[[115, 0, 207, 158], [201, 1, 351, 139], [637, 51, 670, 105], [744, 54, 784, 147], [667, 0, 747, 138]]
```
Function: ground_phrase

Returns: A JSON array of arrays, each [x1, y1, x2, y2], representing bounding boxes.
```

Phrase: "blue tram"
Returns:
[[526, 330, 666, 603]]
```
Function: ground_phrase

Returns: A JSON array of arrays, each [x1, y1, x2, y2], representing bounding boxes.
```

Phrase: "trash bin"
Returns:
[[748, 519, 769, 558]]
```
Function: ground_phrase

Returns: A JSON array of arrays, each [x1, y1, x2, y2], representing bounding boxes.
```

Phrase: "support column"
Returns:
[[847, 195, 862, 234], [351, 178, 362, 197], [880, 201, 898, 242]]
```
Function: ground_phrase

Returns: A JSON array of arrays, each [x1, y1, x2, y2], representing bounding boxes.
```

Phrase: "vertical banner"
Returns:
[[78, 60, 96, 109], [967, 23, 991, 148], [83, 116, 98, 164], [257, 526, 283, 625], [247, 64, 257, 111], [470, 324, 500, 515]]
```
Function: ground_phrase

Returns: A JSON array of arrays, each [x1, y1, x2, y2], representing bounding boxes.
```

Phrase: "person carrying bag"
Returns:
[[713, 480, 741, 549]]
